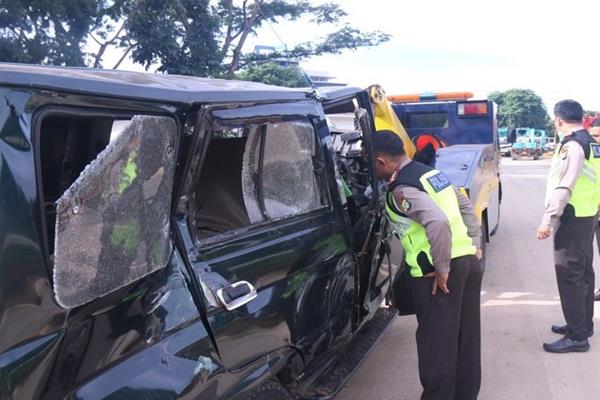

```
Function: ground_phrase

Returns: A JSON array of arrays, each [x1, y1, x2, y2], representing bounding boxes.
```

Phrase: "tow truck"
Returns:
[[509, 127, 547, 160], [388, 92, 501, 269]]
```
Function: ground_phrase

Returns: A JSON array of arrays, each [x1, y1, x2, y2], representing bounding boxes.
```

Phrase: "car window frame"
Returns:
[[33, 105, 181, 290], [186, 102, 333, 248]]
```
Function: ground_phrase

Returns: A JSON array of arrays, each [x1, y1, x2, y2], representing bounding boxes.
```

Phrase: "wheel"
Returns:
[[479, 222, 488, 273], [244, 381, 293, 400]]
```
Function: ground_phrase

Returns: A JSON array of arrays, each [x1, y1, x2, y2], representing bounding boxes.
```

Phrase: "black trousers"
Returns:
[[554, 216, 596, 341], [411, 255, 482, 400]]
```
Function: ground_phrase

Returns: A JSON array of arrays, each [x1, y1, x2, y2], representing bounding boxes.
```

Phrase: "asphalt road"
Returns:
[[337, 157, 600, 400]]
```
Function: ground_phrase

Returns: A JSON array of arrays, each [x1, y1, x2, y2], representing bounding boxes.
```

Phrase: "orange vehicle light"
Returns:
[[387, 91, 474, 103], [387, 94, 422, 102]]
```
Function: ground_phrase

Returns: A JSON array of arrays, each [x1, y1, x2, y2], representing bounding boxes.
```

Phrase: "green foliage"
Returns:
[[545, 120, 557, 139], [217, 0, 390, 77], [235, 62, 309, 87], [0, 0, 108, 66], [126, 0, 221, 76], [584, 110, 599, 117], [488, 89, 551, 130], [0, 0, 391, 77]]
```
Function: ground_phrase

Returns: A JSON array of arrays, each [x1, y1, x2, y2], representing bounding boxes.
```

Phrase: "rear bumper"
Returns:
[[511, 148, 540, 155]]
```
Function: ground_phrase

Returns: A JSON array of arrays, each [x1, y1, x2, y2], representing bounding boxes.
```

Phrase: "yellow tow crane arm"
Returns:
[[368, 84, 416, 159]]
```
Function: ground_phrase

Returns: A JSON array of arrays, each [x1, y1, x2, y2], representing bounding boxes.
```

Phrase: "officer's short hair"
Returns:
[[590, 117, 600, 128], [371, 130, 405, 157], [554, 100, 584, 123]]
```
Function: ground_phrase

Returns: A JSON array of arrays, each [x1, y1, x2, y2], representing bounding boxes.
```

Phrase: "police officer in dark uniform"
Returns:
[[538, 100, 600, 352], [372, 130, 482, 400]]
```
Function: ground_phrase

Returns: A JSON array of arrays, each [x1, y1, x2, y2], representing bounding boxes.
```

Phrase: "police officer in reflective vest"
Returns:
[[588, 117, 600, 301], [372, 130, 482, 400], [538, 100, 600, 353]]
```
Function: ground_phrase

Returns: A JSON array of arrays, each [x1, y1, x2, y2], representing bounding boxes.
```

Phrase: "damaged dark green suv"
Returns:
[[0, 63, 396, 400]]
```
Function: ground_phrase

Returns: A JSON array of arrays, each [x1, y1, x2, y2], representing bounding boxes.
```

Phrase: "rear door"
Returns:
[[26, 99, 220, 399], [393, 100, 496, 145], [177, 101, 359, 371]]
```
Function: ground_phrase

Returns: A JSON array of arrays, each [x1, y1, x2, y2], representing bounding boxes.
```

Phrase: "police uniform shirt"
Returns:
[[542, 129, 589, 228], [391, 158, 481, 274]]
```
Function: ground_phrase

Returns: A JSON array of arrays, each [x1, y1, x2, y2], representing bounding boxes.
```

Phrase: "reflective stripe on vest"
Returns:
[[546, 142, 600, 217], [386, 169, 476, 277]]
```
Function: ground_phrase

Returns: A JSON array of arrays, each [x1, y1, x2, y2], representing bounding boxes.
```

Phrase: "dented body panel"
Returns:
[[0, 64, 392, 400], [0, 88, 225, 399]]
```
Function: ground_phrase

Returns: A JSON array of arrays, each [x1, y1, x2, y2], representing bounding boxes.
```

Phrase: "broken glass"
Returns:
[[241, 126, 264, 224], [241, 121, 322, 222], [261, 121, 321, 219], [53, 115, 177, 309]]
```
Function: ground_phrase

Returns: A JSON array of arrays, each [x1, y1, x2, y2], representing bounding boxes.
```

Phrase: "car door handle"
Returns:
[[216, 281, 257, 311]]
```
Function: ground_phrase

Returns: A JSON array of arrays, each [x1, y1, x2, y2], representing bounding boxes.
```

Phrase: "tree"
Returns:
[[125, 0, 222, 76], [126, 0, 390, 77], [235, 62, 309, 87], [1, 0, 391, 78], [0, 0, 110, 66], [488, 89, 551, 130]]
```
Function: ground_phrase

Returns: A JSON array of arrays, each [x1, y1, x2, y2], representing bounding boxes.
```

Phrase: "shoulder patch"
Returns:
[[591, 143, 600, 158], [426, 172, 452, 193], [396, 190, 412, 213], [559, 145, 569, 160]]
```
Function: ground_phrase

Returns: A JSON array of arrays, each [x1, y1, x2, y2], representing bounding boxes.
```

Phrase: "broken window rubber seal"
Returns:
[[257, 125, 270, 220]]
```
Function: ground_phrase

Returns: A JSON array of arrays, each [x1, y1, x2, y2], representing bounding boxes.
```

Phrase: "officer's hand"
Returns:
[[476, 248, 483, 260], [536, 224, 552, 240], [431, 271, 450, 295]]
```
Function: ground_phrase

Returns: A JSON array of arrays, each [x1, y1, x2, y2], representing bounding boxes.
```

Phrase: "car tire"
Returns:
[[244, 381, 293, 400]]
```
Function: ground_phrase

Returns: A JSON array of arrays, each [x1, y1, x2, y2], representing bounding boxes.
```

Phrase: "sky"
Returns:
[[249, 0, 600, 113], [106, 0, 600, 114]]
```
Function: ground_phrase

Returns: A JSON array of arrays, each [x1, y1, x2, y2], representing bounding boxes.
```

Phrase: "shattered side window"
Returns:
[[191, 118, 326, 242], [261, 121, 321, 219], [53, 115, 177, 308], [241, 126, 264, 224]]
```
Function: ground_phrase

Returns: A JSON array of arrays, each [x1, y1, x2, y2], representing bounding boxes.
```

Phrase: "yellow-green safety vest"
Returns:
[[545, 131, 600, 218], [386, 161, 476, 277]]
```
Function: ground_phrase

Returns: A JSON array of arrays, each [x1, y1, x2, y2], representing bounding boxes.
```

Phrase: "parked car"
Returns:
[[0, 63, 397, 400]]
